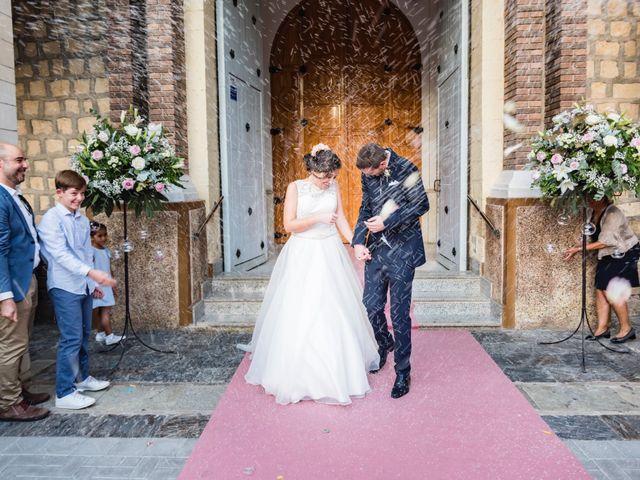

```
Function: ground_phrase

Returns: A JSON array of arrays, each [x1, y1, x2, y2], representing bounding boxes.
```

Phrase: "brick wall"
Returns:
[[587, 0, 640, 119], [106, 0, 188, 161], [12, 0, 111, 216], [503, 0, 546, 169], [544, 0, 588, 123], [146, 0, 188, 160]]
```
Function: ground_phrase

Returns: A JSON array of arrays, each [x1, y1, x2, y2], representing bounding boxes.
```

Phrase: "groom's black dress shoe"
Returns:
[[391, 372, 410, 399], [370, 344, 394, 374]]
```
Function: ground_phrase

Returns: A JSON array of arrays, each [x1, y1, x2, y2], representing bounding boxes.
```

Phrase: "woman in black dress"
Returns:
[[564, 197, 640, 343]]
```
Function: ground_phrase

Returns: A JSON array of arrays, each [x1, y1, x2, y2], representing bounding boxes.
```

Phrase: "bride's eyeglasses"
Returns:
[[311, 172, 338, 180]]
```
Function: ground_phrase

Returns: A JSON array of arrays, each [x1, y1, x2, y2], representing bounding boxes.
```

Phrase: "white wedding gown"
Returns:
[[238, 179, 380, 405]]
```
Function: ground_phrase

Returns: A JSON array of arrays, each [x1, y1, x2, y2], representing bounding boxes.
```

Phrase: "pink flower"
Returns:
[[569, 161, 579, 170], [122, 178, 135, 190], [92, 150, 104, 160], [582, 132, 594, 142], [154, 182, 165, 193], [129, 145, 141, 156], [621, 164, 628, 174], [631, 138, 640, 148], [536, 152, 546, 162], [551, 153, 563, 165], [82, 175, 90, 184], [144, 144, 153, 152]]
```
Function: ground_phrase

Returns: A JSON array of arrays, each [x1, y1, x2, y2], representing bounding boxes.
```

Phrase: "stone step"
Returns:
[[197, 311, 502, 328], [200, 293, 501, 327], [204, 273, 487, 299]]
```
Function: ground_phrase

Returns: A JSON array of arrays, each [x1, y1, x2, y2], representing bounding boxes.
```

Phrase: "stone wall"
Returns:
[[587, 0, 640, 119], [12, 0, 111, 217]]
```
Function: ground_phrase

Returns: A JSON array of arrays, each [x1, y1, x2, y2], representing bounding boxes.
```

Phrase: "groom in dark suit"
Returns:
[[352, 143, 429, 398]]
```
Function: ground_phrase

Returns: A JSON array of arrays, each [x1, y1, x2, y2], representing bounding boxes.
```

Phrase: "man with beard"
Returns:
[[0, 143, 49, 421]]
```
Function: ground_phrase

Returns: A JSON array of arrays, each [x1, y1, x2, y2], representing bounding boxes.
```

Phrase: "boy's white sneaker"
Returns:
[[95, 332, 106, 343], [55, 391, 96, 410], [74, 376, 110, 392], [105, 333, 124, 346]]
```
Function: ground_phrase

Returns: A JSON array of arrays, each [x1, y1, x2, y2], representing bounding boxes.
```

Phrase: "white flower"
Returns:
[[120, 110, 126, 123], [311, 143, 330, 156], [603, 135, 618, 147], [586, 114, 601, 125], [132, 156, 146, 170], [532, 171, 541, 181], [553, 164, 571, 181], [607, 113, 621, 122], [559, 179, 576, 194], [124, 124, 140, 137], [552, 113, 570, 125], [148, 123, 162, 135]]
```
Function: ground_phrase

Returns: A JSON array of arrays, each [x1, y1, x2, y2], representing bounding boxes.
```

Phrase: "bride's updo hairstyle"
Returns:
[[304, 144, 341, 173]]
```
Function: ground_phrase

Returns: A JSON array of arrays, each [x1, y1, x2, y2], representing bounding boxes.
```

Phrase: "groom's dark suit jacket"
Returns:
[[352, 149, 429, 269]]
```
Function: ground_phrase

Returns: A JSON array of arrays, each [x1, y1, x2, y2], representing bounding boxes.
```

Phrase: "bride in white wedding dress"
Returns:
[[238, 144, 379, 405]]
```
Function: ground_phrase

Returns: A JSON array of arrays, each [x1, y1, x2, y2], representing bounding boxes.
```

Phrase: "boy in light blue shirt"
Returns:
[[38, 170, 116, 410]]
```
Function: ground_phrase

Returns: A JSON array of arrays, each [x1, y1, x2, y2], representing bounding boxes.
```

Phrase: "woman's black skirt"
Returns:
[[595, 243, 640, 290]]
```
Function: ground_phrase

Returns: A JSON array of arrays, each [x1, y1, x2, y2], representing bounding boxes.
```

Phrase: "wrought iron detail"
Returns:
[[384, 118, 393, 126], [270, 127, 283, 135]]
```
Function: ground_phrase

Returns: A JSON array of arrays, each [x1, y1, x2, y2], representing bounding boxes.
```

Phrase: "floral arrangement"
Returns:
[[71, 107, 185, 217], [527, 104, 640, 211]]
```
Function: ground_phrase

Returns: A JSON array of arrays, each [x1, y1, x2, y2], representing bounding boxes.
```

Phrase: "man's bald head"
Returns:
[[0, 143, 28, 188]]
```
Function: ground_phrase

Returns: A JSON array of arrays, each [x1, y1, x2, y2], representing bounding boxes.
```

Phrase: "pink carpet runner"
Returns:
[[180, 331, 589, 479]]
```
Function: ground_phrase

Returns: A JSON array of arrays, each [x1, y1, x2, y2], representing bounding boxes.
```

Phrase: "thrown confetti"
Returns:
[[606, 277, 632, 306]]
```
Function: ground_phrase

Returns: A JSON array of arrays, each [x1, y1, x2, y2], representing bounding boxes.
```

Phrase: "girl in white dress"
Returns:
[[239, 144, 379, 405], [90, 222, 123, 346]]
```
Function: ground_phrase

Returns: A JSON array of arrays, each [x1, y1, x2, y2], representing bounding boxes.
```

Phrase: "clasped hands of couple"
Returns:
[[319, 211, 384, 262]]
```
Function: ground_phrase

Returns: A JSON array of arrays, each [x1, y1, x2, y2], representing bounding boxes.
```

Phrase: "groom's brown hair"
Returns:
[[356, 143, 387, 169]]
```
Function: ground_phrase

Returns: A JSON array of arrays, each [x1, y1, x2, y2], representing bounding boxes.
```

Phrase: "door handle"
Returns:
[[433, 179, 441, 193]]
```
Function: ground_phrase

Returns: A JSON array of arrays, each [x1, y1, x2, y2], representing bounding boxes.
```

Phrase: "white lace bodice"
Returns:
[[293, 179, 338, 239]]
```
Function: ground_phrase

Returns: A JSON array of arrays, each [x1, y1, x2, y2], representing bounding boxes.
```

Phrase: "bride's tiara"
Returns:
[[310, 143, 330, 157]]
